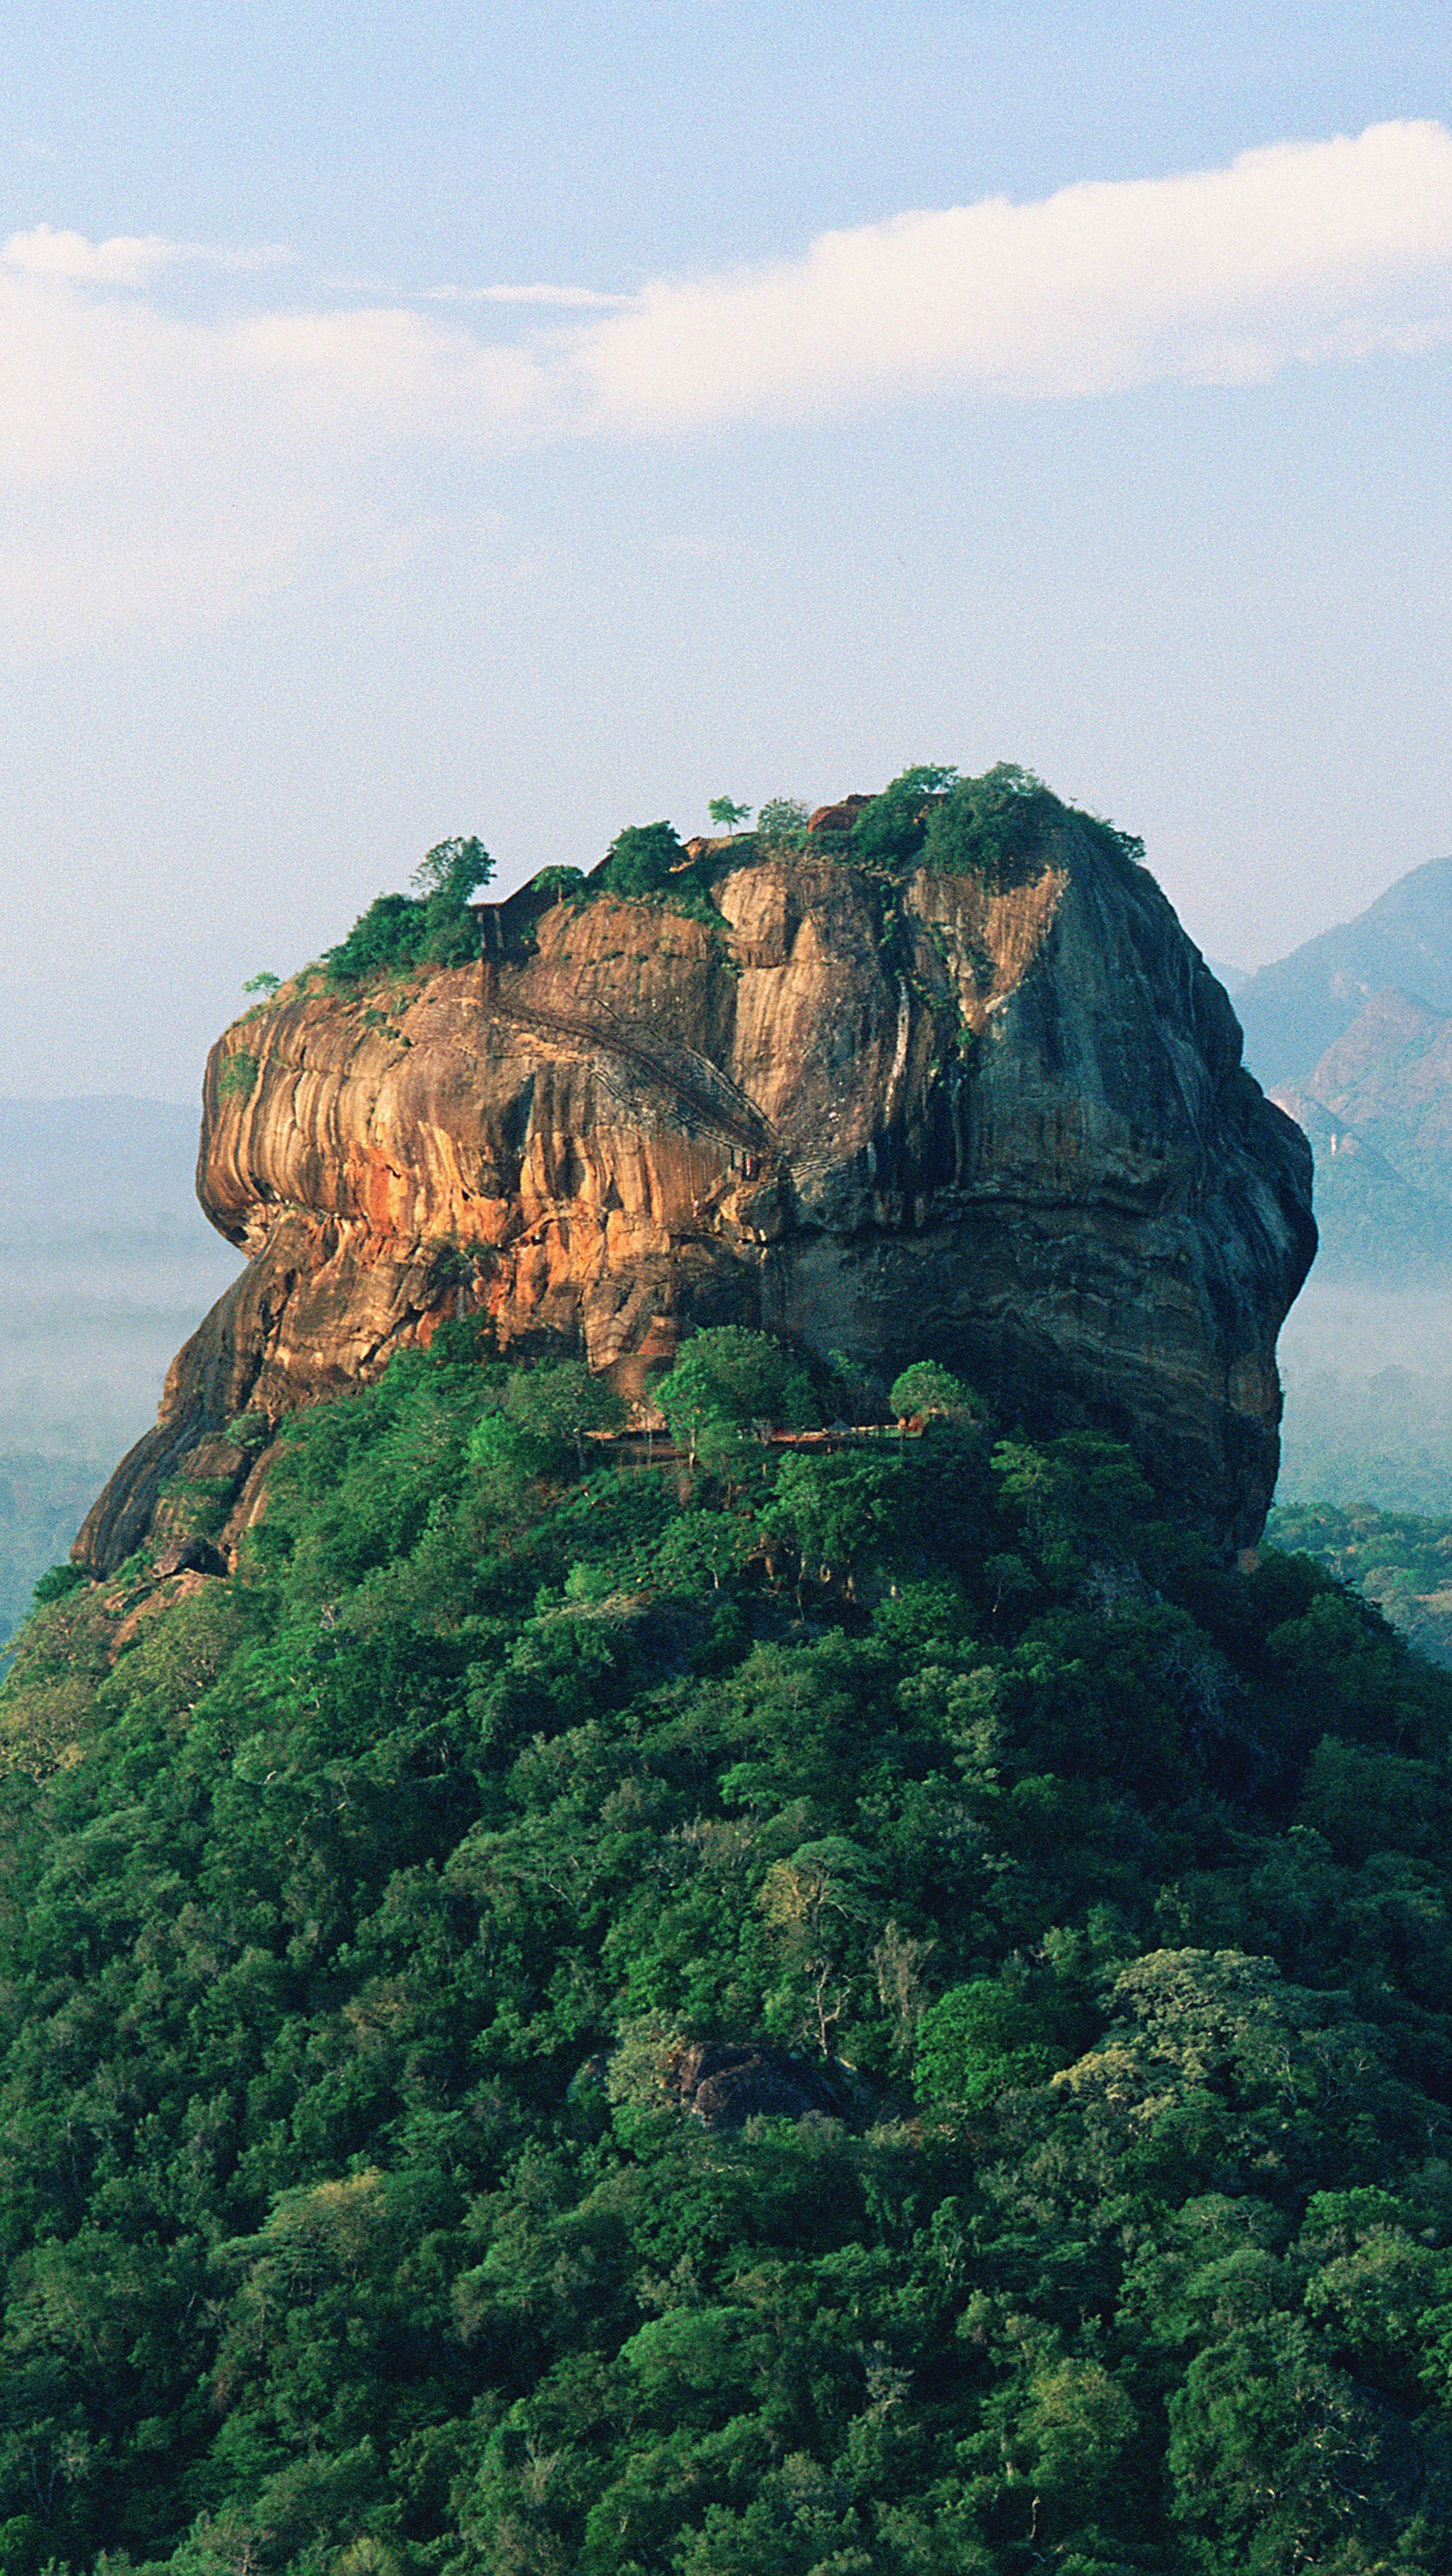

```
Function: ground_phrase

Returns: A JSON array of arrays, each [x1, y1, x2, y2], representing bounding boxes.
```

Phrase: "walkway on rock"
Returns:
[[584, 1422, 924, 1465], [484, 972, 777, 1161]]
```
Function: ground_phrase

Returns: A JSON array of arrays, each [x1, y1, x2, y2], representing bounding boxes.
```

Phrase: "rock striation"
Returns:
[[76, 815, 1315, 1572]]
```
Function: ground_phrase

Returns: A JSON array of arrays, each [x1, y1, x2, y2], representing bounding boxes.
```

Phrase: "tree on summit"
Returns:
[[756, 797, 810, 851], [708, 796, 751, 837], [411, 834, 493, 908], [601, 819, 687, 897], [325, 833, 493, 982]]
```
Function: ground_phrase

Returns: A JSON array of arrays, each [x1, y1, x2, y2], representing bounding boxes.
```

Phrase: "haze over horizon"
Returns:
[[3, 2, 1449, 1099]]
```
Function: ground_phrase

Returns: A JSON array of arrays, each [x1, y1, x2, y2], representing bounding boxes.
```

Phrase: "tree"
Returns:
[[760, 1451, 907, 1595], [850, 765, 959, 871], [531, 864, 585, 903], [915, 1976, 1069, 2112], [654, 1327, 816, 1467], [326, 835, 493, 982], [921, 765, 1063, 888], [415, 837, 495, 967], [756, 798, 810, 852], [993, 1429, 1155, 1571], [707, 798, 751, 837], [888, 1361, 975, 1424], [242, 972, 281, 999], [601, 820, 687, 897], [501, 1357, 624, 1473], [411, 835, 494, 907], [652, 1508, 756, 1593]]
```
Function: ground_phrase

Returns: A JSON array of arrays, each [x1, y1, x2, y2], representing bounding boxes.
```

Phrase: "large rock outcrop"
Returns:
[[76, 819, 1315, 1572]]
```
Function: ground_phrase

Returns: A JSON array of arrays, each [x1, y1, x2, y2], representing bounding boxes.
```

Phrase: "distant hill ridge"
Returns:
[[1229, 855, 1452, 1282], [1236, 851, 1452, 1089]]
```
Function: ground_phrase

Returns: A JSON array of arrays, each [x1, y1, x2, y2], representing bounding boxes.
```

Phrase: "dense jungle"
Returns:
[[2, 1322, 1451, 2573]]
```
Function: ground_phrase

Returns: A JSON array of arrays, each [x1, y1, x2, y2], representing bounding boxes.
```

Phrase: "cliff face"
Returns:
[[76, 824, 1315, 1572]]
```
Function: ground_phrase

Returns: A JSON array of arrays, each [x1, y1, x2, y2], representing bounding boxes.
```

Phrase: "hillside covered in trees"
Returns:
[[3, 1323, 1452, 2572], [1269, 1494, 1452, 1668]]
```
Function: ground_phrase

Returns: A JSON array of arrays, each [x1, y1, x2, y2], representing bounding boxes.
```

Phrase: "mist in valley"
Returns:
[[1276, 1278, 1452, 1513], [0, 1104, 243, 1637]]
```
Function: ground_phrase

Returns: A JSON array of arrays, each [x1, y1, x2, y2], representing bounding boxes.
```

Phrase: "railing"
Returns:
[[583, 1421, 923, 1464], [481, 981, 776, 1159]]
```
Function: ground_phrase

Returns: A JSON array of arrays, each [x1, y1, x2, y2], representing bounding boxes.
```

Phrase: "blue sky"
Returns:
[[2, 3, 1449, 1095]]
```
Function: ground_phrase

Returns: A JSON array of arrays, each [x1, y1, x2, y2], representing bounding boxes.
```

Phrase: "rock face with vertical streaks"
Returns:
[[74, 816, 1314, 1572]]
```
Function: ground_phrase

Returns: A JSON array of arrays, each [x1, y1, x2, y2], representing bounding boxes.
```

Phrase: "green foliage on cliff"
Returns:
[[888, 1361, 975, 1423], [921, 766, 1069, 887], [325, 837, 494, 984], [218, 1048, 260, 1102], [590, 819, 737, 931], [755, 797, 810, 853], [311, 769, 1152, 985], [600, 820, 689, 899], [3, 1336, 1452, 2569], [849, 764, 1148, 887]]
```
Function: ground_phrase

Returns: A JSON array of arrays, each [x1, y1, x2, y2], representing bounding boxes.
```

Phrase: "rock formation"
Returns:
[[75, 812, 1315, 1573]]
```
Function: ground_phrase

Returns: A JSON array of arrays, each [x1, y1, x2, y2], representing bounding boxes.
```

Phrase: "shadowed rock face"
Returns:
[[75, 821, 1315, 1572]]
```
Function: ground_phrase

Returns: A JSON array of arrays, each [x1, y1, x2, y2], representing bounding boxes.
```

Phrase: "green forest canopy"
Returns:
[[1, 1327, 1452, 2570], [314, 766, 1148, 984], [1269, 1496, 1452, 1668]]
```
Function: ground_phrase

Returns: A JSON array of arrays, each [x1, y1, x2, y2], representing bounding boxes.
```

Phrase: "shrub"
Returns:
[[600, 820, 688, 899], [29, 1563, 85, 1607], [218, 1049, 260, 1102], [921, 763, 1065, 887], [850, 765, 959, 871], [326, 836, 493, 983]]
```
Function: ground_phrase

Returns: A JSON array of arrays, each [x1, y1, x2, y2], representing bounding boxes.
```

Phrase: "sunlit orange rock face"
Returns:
[[75, 825, 1315, 1572]]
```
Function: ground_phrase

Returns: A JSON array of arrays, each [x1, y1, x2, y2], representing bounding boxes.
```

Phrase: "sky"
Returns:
[[2, 2, 1450, 1100]]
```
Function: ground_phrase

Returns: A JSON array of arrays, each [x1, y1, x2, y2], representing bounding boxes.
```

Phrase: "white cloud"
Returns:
[[420, 281, 628, 309], [3, 122, 1451, 655], [578, 121, 1452, 429], [1, 225, 291, 286]]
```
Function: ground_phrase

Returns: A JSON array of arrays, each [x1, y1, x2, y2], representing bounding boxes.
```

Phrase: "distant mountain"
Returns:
[[1266, 979, 1452, 1280], [1236, 852, 1452, 1089], [1267, 1079, 1452, 1280], [1300, 991, 1452, 1187]]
